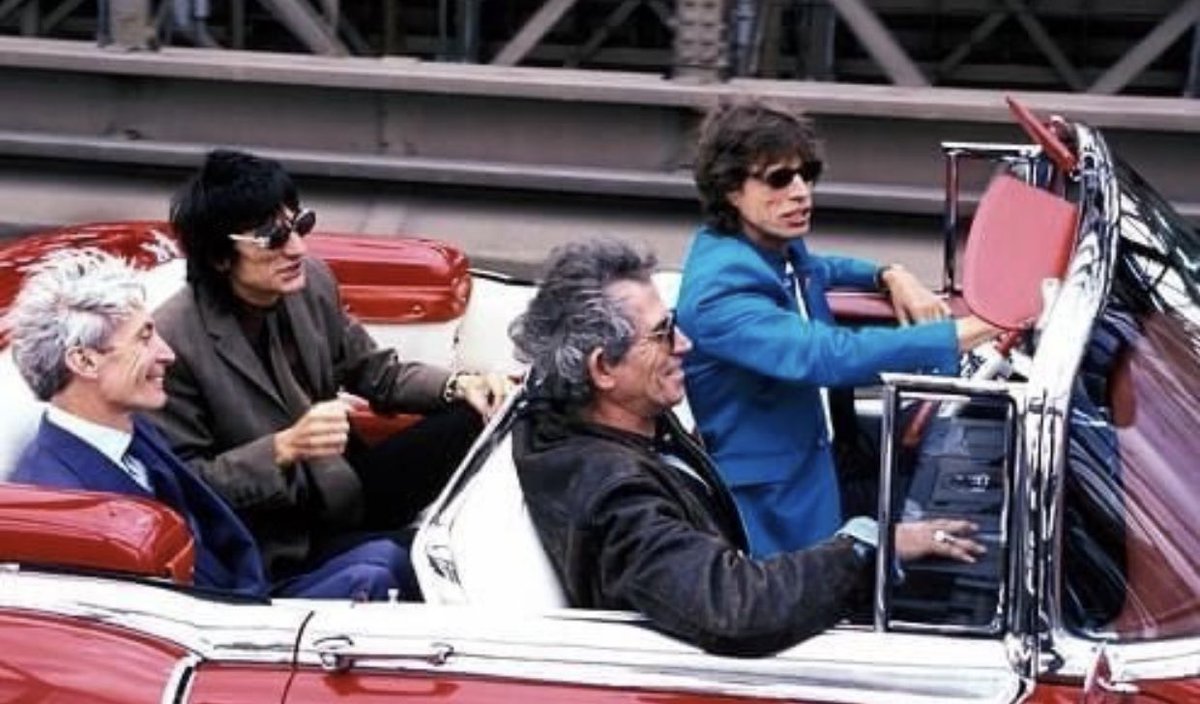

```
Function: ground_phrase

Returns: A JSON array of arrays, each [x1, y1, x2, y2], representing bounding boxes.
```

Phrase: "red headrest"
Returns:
[[962, 175, 1079, 330]]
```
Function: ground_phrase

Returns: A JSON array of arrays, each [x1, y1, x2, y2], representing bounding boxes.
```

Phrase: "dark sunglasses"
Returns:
[[754, 161, 823, 190], [229, 208, 317, 250], [644, 309, 678, 348]]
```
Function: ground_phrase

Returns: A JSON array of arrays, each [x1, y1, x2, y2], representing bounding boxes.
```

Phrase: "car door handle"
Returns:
[[313, 635, 455, 673]]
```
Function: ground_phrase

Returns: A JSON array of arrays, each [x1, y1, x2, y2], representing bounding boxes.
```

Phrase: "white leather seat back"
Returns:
[[452, 274, 537, 377], [0, 349, 44, 481], [413, 396, 569, 610]]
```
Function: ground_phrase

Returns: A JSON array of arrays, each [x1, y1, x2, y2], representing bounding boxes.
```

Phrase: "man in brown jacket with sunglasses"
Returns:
[[152, 149, 508, 596]]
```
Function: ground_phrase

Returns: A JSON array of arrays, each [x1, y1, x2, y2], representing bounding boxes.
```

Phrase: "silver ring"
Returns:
[[933, 529, 953, 545]]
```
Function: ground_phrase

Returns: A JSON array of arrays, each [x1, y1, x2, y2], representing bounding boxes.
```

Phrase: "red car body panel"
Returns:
[[0, 484, 195, 583], [188, 664, 293, 704], [306, 236, 470, 324], [1028, 680, 1200, 703], [0, 611, 186, 702], [284, 670, 796, 704]]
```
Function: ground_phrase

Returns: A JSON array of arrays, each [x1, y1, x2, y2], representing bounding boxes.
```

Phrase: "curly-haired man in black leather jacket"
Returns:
[[508, 238, 983, 656]]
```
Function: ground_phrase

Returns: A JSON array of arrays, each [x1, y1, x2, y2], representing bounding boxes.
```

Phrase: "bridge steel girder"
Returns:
[[1090, 0, 1200, 95], [825, 0, 927, 87], [0, 37, 1197, 222], [674, 0, 727, 82], [492, 0, 579, 66], [256, 0, 346, 55]]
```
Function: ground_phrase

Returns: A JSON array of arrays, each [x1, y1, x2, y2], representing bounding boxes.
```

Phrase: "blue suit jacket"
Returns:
[[12, 415, 269, 598], [677, 227, 960, 557]]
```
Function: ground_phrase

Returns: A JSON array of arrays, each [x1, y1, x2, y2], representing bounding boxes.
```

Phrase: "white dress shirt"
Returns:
[[45, 406, 152, 493], [784, 261, 835, 441]]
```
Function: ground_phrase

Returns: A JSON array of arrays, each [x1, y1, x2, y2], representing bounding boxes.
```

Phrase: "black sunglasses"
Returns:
[[229, 208, 317, 250], [644, 309, 678, 348], [754, 161, 823, 190]]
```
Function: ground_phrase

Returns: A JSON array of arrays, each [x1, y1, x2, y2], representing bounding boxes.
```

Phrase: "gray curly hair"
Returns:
[[10, 249, 145, 401], [509, 239, 657, 408]]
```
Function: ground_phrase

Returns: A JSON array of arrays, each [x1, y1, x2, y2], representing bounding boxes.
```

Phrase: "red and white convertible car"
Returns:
[[0, 100, 1197, 703]]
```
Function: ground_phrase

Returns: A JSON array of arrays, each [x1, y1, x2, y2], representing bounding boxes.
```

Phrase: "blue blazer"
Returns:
[[12, 415, 269, 598], [677, 227, 960, 557]]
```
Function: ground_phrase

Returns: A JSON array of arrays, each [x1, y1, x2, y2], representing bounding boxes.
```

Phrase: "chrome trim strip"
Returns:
[[0, 570, 308, 664], [162, 654, 200, 704], [1021, 124, 1118, 683], [876, 376, 1025, 641], [875, 384, 899, 632], [942, 146, 960, 293], [0, 567, 1026, 702], [297, 604, 1024, 703], [1022, 124, 1200, 682], [939, 140, 1046, 294]]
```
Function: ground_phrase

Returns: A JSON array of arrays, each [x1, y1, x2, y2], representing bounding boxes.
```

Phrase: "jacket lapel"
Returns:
[[36, 418, 149, 497], [193, 287, 287, 411], [281, 289, 331, 399], [131, 418, 270, 597], [787, 241, 834, 323]]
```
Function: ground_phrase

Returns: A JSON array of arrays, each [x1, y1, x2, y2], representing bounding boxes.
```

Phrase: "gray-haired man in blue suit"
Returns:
[[10, 250, 404, 600]]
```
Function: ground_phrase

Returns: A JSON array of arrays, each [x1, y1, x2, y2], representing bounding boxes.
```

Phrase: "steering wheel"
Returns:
[[1006, 96, 1077, 173]]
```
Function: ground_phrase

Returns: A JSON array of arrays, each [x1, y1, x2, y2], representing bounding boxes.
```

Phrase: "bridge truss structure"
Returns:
[[1, 0, 1198, 96]]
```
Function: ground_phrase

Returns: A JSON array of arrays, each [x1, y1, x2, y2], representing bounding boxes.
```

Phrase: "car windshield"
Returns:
[[1063, 159, 1200, 641]]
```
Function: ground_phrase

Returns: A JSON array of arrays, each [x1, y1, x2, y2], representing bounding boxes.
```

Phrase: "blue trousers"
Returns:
[[273, 537, 417, 601]]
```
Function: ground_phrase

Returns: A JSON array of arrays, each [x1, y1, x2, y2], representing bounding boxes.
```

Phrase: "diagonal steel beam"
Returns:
[[826, 0, 927, 86], [41, 0, 84, 33], [1188, 21, 1200, 97], [1091, 0, 1200, 94], [936, 11, 1006, 81], [0, 0, 28, 23], [255, 0, 346, 55], [492, 0, 579, 66], [1002, 0, 1084, 91], [647, 0, 670, 27], [566, 0, 640, 67]]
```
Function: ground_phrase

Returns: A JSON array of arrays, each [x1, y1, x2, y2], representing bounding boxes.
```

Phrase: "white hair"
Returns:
[[509, 239, 656, 407], [10, 249, 146, 400]]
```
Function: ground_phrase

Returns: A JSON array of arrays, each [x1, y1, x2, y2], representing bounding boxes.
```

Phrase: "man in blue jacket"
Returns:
[[677, 101, 999, 558], [9, 250, 406, 600]]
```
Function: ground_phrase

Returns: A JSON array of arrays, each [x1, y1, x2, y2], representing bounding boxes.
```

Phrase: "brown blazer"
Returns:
[[151, 257, 451, 575]]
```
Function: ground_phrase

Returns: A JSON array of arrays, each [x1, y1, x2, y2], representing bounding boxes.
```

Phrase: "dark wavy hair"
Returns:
[[170, 149, 300, 306], [509, 239, 657, 409], [693, 100, 821, 234]]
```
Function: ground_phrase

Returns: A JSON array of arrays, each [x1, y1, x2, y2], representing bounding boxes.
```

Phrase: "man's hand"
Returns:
[[274, 398, 352, 467], [449, 372, 513, 420], [894, 518, 986, 564], [954, 315, 1004, 352], [882, 265, 952, 325]]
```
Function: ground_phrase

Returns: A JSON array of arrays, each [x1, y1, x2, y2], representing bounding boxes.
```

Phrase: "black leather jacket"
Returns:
[[512, 403, 871, 656]]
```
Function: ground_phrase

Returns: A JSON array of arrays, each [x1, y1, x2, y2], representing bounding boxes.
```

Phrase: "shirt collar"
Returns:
[[731, 232, 811, 274], [45, 406, 134, 468]]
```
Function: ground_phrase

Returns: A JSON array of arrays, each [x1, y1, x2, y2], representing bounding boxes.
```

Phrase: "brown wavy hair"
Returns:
[[693, 100, 821, 234]]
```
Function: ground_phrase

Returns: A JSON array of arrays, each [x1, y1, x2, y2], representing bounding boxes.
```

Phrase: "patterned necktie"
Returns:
[[119, 449, 153, 494]]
